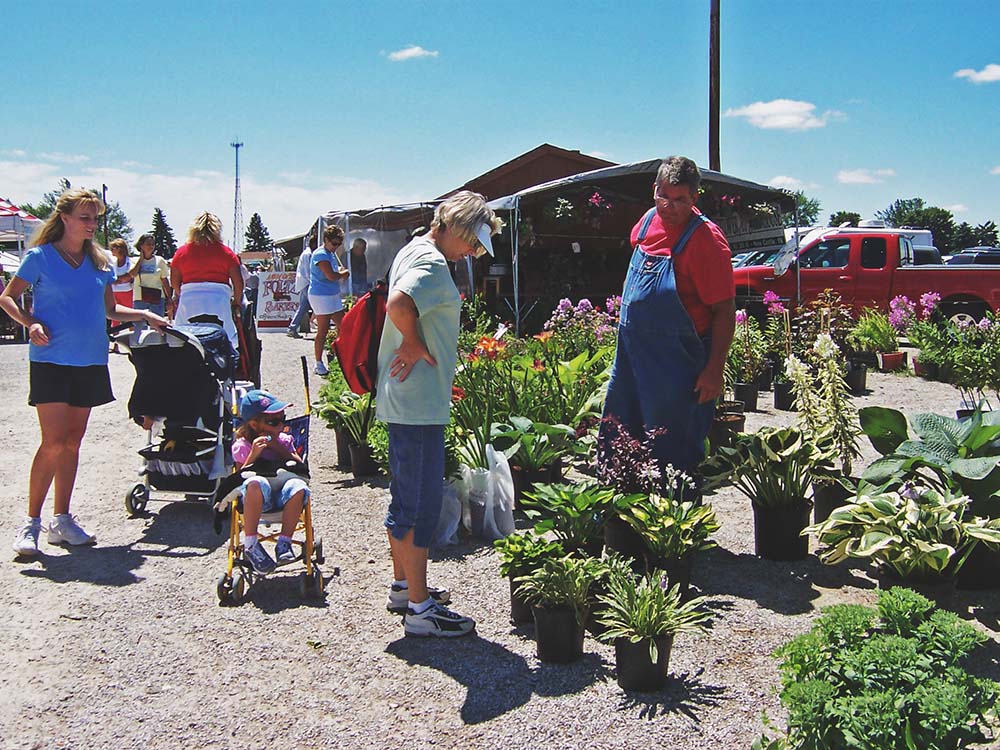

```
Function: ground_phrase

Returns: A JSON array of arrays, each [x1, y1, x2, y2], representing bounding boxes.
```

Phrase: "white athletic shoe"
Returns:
[[48, 515, 97, 546], [13, 519, 42, 557]]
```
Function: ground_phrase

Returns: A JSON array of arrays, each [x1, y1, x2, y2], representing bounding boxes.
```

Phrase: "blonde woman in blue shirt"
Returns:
[[1, 190, 168, 557], [308, 224, 350, 375]]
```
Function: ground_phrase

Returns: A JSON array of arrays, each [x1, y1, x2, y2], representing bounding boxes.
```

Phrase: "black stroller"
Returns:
[[116, 322, 239, 516]]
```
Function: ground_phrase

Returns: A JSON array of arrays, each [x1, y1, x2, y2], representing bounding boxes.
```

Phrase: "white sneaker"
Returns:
[[404, 602, 476, 638], [13, 519, 42, 557], [48, 515, 97, 546], [314, 360, 329, 376]]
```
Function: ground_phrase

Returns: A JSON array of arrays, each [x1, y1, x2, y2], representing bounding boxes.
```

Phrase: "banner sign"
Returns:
[[255, 271, 298, 331]]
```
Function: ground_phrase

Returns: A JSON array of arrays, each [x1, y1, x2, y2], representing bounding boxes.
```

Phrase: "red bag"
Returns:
[[332, 281, 388, 394]]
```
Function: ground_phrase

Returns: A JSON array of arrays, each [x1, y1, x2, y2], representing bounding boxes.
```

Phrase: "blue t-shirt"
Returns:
[[16, 244, 115, 366], [309, 248, 343, 297]]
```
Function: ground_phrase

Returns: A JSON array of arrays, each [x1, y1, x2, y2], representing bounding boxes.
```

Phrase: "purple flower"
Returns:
[[919, 291, 941, 318], [762, 290, 780, 305], [978, 317, 992, 331], [735, 309, 748, 324], [575, 298, 594, 314], [768, 301, 786, 315], [889, 294, 916, 332]]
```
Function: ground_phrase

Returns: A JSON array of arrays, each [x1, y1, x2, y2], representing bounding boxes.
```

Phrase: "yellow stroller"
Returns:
[[214, 359, 330, 605]]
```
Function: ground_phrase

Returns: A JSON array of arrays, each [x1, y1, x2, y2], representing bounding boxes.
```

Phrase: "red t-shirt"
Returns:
[[172, 242, 240, 285], [629, 208, 734, 335]]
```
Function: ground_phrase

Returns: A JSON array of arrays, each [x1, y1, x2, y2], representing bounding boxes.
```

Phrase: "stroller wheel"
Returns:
[[125, 484, 149, 517], [300, 567, 324, 599], [313, 536, 325, 565], [216, 571, 246, 606]]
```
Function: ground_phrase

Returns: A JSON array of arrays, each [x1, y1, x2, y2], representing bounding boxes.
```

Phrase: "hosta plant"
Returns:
[[493, 532, 565, 578], [618, 495, 720, 561], [806, 482, 1000, 581], [515, 555, 604, 626], [521, 480, 615, 553]]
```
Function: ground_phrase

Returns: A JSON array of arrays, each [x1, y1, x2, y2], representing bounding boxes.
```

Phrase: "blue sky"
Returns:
[[3, 1, 998, 242]]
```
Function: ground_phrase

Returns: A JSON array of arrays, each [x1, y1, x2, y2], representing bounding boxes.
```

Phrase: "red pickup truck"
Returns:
[[733, 228, 1000, 322]]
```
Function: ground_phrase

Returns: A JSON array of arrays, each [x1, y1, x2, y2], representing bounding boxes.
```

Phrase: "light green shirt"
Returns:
[[375, 237, 461, 425]]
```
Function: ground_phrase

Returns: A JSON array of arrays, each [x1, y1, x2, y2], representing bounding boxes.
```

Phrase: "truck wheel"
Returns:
[[942, 301, 988, 327]]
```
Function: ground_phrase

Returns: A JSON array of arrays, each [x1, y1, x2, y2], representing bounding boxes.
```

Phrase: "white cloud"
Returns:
[[38, 152, 90, 164], [991, 166, 1000, 175], [945, 203, 969, 213], [724, 99, 843, 130], [954, 63, 1000, 83], [836, 168, 896, 185], [586, 150, 610, 159], [2, 149, 27, 158], [120, 160, 152, 169], [769, 175, 807, 190], [387, 45, 439, 62], [1, 157, 417, 240]]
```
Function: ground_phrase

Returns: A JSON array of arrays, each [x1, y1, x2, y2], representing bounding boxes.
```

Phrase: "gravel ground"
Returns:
[[1, 333, 998, 750]]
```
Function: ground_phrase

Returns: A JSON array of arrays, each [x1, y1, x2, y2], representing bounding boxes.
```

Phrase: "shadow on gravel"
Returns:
[[241, 573, 332, 614], [962, 632, 1000, 682], [131, 500, 227, 558], [616, 667, 727, 721], [697, 547, 874, 615], [386, 636, 605, 724], [324, 475, 390, 491], [17, 543, 145, 586]]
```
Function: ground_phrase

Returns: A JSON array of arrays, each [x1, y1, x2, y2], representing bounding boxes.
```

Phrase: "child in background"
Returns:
[[233, 389, 310, 574]]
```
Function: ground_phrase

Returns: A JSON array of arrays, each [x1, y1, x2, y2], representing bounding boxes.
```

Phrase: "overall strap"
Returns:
[[671, 213, 709, 258], [635, 208, 658, 243]]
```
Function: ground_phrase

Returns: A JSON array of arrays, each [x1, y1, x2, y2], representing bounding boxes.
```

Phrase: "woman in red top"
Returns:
[[171, 212, 244, 350]]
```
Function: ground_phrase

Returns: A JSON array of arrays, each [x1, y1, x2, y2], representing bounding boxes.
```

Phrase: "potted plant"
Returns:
[[491, 416, 575, 505], [848, 307, 903, 372], [515, 555, 604, 663], [521, 480, 614, 557], [494, 532, 565, 624], [594, 556, 712, 691], [702, 426, 835, 560], [317, 390, 377, 476], [786, 334, 862, 523], [316, 377, 354, 469], [728, 311, 766, 411], [806, 482, 1000, 605], [906, 292, 946, 379]]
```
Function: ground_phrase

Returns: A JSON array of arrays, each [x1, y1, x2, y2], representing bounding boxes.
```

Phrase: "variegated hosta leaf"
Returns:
[[911, 411, 971, 449]]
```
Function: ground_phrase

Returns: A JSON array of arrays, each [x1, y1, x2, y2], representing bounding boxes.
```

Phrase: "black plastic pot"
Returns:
[[348, 442, 380, 478], [957, 545, 1000, 591], [732, 382, 759, 412], [615, 635, 673, 692], [913, 357, 940, 380], [845, 362, 867, 396], [716, 399, 745, 415], [511, 462, 564, 507], [533, 605, 585, 663], [646, 553, 693, 600], [757, 362, 774, 391], [334, 428, 353, 469], [877, 568, 956, 609], [812, 480, 855, 524], [851, 351, 878, 369], [752, 501, 811, 561], [773, 381, 795, 411], [604, 515, 646, 563], [709, 413, 746, 452], [509, 575, 533, 624]]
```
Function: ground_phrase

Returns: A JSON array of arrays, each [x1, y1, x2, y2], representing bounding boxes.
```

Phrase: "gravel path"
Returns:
[[1, 333, 998, 750]]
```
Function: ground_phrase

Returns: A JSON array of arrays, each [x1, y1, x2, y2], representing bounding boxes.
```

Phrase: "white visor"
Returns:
[[473, 222, 495, 258]]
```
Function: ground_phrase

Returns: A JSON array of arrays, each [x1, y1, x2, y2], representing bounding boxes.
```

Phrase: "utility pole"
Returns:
[[231, 140, 244, 254], [709, 0, 721, 171]]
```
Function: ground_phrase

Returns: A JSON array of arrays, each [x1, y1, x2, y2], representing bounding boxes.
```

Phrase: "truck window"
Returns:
[[799, 239, 850, 269], [861, 237, 887, 269]]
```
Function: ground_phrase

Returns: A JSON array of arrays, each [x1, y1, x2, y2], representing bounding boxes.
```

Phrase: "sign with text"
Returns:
[[255, 271, 298, 331]]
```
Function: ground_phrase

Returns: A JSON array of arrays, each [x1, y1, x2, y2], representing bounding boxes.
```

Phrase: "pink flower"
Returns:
[[735, 309, 748, 324], [762, 290, 780, 305]]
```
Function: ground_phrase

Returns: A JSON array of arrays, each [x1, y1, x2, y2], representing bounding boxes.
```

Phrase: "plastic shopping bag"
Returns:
[[486, 445, 516, 539], [432, 478, 462, 546], [467, 466, 490, 538]]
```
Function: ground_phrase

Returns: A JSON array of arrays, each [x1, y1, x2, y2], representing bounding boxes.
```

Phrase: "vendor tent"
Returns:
[[487, 159, 796, 333], [0, 198, 42, 254]]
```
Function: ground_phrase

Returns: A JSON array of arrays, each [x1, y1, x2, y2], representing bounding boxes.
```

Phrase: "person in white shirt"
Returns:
[[287, 238, 315, 337]]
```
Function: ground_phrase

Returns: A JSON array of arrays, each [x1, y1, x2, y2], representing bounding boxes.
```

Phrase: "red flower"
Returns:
[[451, 386, 466, 402], [531, 359, 545, 372]]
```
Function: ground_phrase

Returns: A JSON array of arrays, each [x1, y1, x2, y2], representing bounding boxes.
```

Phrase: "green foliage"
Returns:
[[829, 211, 861, 227], [806, 483, 1000, 580], [761, 591, 1000, 750], [782, 191, 822, 227], [315, 389, 375, 445], [244, 212, 274, 254], [521, 480, 614, 553], [847, 308, 897, 354], [728, 314, 766, 383], [367, 419, 389, 474], [618, 495, 719, 560], [22, 179, 132, 244], [493, 532, 565, 578], [876, 197, 926, 228], [700, 425, 836, 508], [594, 557, 711, 662], [151, 208, 178, 259], [858, 406, 1000, 516], [514, 555, 603, 625], [491, 416, 577, 471]]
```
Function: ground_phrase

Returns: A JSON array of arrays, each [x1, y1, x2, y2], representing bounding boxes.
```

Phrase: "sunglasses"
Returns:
[[262, 414, 286, 426]]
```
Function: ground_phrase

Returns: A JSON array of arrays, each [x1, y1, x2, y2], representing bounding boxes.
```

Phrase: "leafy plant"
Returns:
[[859, 406, 1000, 517], [728, 310, 766, 382], [491, 416, 577, 471], [521, 480, 614, 553], [316, 389, 375, 444], [514, 555, 604, 626], [806, 482, 1000, 581], [700, 425, 836, 508], [759, 589, 1000, 750], [618, 495, 719, 561], [847, 308, 897, 354], [493, 532, 565, 578], [594, 555, 711, 662]]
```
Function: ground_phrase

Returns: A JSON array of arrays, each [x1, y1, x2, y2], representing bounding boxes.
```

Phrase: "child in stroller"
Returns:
[[233, 389, 310, 575]]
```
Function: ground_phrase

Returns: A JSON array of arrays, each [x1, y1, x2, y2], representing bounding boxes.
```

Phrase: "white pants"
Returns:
[[175, 282, 239, 351]]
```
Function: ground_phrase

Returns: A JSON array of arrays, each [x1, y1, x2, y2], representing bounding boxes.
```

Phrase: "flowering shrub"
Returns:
[[888, 295, 917, 332], [596, 417, 686, 496], [728, 311, 766, 384], [543, 296, 618, 355]]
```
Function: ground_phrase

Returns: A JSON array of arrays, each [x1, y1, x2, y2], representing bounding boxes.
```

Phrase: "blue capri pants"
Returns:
[[385, 423, 445, 548]]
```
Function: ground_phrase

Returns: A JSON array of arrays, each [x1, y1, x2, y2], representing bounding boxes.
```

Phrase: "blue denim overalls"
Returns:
[[599, 208, 715, 473]]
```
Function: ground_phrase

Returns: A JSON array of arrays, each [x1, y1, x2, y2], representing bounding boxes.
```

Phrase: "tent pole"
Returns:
[[513, 196, 520, 337]]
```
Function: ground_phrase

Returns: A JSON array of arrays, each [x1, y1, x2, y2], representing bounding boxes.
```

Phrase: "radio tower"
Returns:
[[230, 140, 244, 253]]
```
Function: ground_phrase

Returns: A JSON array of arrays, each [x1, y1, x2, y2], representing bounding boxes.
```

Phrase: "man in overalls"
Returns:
[[599, 156, 736, 477]]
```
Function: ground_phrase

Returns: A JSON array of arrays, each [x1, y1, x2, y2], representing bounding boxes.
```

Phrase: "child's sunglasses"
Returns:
[[262, 414, 286, 426]]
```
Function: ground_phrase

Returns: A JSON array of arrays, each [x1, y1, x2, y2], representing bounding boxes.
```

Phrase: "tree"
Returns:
[[975, 221, 998, 247], [905, 207, 956, 254], [151, 208, 178, 259], [19, 178, 132, 245], [244, 212, 274, 254], [829, 211, 861, 227], [875, 198, 925, 227], [953, 222, 978, 251], [781, 191, 822, 227]]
